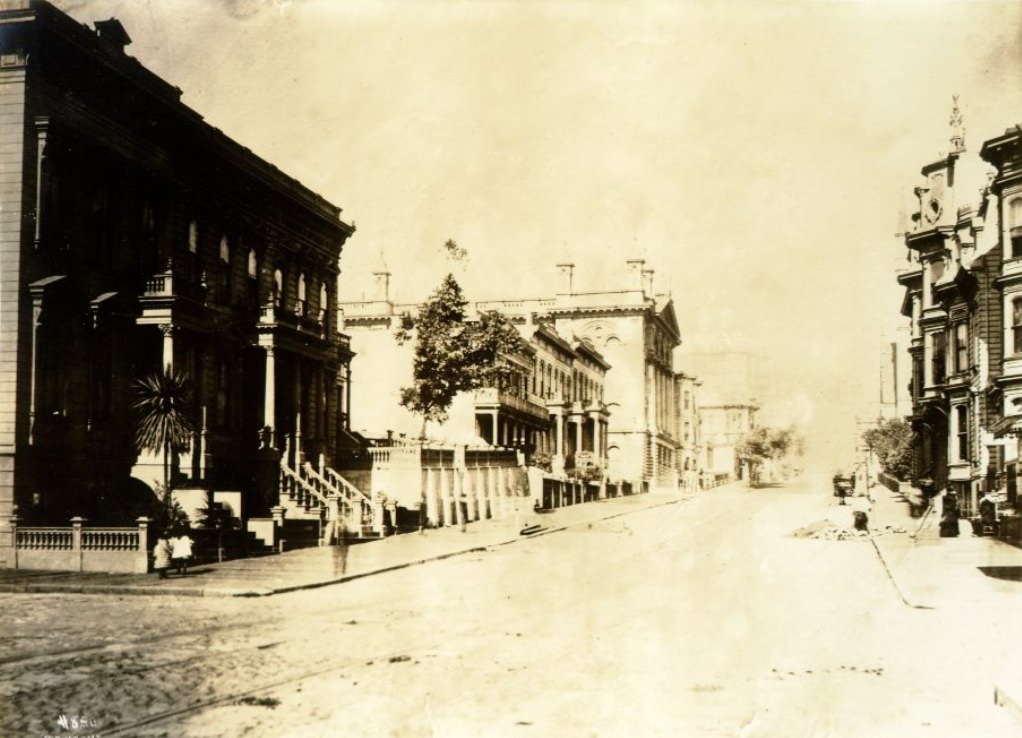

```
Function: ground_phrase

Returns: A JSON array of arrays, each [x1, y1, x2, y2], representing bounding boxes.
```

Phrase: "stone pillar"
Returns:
[[33, 117, 49, 250], [455, 470, 467, 529], [574, 416, 583, 454], [425, 468, 439, 527], [271, 506, 286, 553], [295, 361, 304, 463], [28, 297, 42, 445], [159, 324, 175, 371], [136, 517, 151, 574], [2, 510, 18, 569], [263, 346, 276, 447], [491, 412, 499, 447], [70, 516, 85, 572], [439, 466, 451, 527]]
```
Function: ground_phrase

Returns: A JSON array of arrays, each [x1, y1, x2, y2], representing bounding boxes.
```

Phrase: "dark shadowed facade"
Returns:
[[0, 1, 355, 561]]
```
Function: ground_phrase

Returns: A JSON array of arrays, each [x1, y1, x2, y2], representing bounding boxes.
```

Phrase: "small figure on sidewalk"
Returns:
[[939, 488, 960, 538], [171, 527, 194, 575], [153, 532, 172, 579]]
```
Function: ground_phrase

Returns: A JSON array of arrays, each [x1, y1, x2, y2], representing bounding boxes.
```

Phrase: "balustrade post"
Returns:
[[136, 517, 151, 573], [5, 511, 18, 569], [373, 494, 385, 537], [70, 516, 85, 572], [271, 506, 286, 553]]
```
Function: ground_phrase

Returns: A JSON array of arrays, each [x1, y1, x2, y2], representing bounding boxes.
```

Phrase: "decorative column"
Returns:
[[33, 116, 49, 250], [28, 295, 43, 445], [295, 361, 303, 463], [263, 345, 276, 448], [574, 415, 583, 454], [491, 412, 499, 447], [70, 516, 85, 572], [159, 324, 175, 371], [439, 465, 451, 527], [135, 517, 151, 574]]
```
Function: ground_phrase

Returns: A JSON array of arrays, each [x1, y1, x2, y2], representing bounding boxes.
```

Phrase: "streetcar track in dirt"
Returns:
[[7, 497, 716, 736], [96, 506, 734, 736]]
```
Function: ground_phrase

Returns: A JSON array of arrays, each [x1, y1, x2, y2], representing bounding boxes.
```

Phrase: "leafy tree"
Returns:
[[862, 418, 913, 481], [737, 426, 801, 484], [396, 261, 527, 435], [133, 366, 195, 508]]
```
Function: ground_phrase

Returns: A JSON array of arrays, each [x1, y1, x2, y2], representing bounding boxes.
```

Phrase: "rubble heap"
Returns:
[[791, 521, 906, 541]]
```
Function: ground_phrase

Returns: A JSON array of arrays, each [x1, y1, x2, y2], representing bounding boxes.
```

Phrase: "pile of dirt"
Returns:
[[791, 520, 906, 541]]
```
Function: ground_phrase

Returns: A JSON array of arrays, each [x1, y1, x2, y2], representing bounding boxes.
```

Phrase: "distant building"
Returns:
[[698, 400, 758, 482], [341, 258, 683, 492], [674, 373, 703, 492]]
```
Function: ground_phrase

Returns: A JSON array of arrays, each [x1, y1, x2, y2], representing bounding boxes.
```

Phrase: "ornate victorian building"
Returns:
[[897, 102, 1005, 516], [0, 1, 357, 563]]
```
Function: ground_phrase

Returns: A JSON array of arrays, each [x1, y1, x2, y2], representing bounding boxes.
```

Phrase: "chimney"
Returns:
[[642, 268, 654, 296], [626, 258, 645, 292], [372, 270, 391, 302], [94, 19, 132, 53], [555, 262, 575, 294]]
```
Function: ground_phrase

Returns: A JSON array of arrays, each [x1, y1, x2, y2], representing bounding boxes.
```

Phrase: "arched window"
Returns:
[[247, 249, 259, 308], [216, 236, 231, 302], [297, 273, 307, 316], [273, 267, 284, 309]]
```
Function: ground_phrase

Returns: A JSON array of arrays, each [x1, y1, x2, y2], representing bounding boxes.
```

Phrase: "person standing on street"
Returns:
[[171, 527, 194, 575], [153, 532, 172, 579]]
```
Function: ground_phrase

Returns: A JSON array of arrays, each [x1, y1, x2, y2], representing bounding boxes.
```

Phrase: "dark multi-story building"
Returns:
[[0, 1, 356, 564]]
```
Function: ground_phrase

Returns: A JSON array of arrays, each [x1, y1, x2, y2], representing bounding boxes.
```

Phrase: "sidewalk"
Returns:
[[868, 484, 1022, 610], [866, 483, 1022, 726], [0, 492, 687, 598]]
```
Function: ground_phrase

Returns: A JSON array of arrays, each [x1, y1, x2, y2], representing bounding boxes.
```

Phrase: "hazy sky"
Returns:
[[59, 0, 1022, 465]]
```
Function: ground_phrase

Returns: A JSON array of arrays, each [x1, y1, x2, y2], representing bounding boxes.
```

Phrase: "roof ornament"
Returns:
[[949, 94, 965, 154]]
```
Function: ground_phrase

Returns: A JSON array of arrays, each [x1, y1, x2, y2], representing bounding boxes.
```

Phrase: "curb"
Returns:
[[0, 496, 687, 599], [995, 682, 1022, 727], [868, 534, 932, 610]]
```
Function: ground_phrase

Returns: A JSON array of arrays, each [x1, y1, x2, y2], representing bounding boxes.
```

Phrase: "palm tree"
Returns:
[[133, 366, 194, 497]]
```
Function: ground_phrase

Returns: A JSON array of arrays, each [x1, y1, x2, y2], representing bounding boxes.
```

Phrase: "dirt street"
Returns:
[[3, 477, 1021, 737]]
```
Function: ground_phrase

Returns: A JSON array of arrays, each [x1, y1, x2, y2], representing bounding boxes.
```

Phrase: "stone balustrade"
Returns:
[[8, 516, 151, 573]]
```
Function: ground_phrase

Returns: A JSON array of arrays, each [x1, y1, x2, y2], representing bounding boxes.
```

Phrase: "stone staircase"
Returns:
[[278, 449, 380, 548]]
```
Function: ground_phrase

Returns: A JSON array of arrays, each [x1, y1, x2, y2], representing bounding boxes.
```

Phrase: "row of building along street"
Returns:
[[0, 2, 763, 576]]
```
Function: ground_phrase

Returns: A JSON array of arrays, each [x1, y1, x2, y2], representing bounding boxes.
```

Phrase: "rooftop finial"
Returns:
[[949, 94, 965, 153]]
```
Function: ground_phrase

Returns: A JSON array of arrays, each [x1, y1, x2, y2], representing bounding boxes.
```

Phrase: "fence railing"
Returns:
[[8, 516, 151, 573]]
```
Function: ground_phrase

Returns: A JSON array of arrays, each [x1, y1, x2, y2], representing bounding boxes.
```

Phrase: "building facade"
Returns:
[[982, 125, 1022, 510], [340, 258, 683, 492], [897, 104, 1008, 517], [339, 272, 612, 483], [0, 2, 357, 565]]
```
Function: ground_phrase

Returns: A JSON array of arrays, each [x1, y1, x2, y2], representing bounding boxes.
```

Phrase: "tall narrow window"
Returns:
[[956, 404, 969, 461], [247, 249, 259, 309], [297, 273, 307, 316], [954, 322, 968, 374], [217, 236, 231, 303], [1013, 298, 1022, 355], [187, 220, 200, 281], [273, 267, 284, 309], [932, 331, 946, 383], [1010, 198, 1022, 259], [319, 282, 328, 325]]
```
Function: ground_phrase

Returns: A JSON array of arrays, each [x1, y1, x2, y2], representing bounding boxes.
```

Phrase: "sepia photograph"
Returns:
[[1, 0, 1022, 735]]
